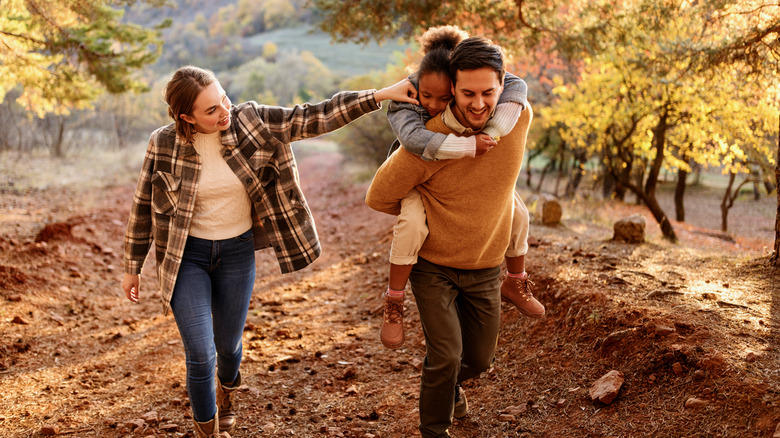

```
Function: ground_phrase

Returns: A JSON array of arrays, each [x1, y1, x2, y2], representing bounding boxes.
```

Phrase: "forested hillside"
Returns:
[[0, 0, 409, 159]]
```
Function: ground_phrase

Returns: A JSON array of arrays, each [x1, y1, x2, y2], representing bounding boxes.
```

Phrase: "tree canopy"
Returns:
[[310, 0, 780, 241], [0, 0, 169, 117]]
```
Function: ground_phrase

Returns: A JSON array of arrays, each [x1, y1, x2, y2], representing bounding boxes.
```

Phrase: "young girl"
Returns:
[[121, 66, 417, 437], [379, 26, 545, 350]]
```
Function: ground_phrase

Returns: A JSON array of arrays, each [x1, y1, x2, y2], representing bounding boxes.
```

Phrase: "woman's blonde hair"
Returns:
[[163, 66, 217, 144]]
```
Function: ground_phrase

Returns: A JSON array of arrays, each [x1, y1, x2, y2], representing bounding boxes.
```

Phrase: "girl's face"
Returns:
[[418, 72, 452, 117], [180, 81, 232, 134]]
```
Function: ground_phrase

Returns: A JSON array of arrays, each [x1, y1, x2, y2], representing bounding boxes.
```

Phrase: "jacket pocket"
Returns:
[[151, 171, 180, 216]]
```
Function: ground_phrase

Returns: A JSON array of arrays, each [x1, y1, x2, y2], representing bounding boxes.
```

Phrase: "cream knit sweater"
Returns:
[[189, 131, 252, 240], [366, 105, 532, 270]]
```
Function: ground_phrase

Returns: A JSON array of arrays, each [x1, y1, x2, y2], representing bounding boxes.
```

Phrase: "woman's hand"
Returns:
[[122, 273, 140, 303], [374, 78, 419, 105]]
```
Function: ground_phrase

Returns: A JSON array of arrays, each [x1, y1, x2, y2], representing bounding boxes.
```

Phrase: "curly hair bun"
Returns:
[[418, 25, 469, 55]]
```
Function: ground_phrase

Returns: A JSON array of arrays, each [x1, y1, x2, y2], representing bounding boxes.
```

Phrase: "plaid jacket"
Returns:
[[124, 90, 380, 314]]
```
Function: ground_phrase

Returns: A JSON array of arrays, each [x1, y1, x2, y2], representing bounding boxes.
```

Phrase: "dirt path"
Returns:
[[0, 151, 778, 437]]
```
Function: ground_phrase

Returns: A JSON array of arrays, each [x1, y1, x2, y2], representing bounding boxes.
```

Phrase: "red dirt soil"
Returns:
[[0, 150, 778, 437]]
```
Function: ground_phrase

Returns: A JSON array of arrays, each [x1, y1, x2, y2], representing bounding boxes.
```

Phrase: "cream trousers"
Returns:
[[389, 189, 529, 265]]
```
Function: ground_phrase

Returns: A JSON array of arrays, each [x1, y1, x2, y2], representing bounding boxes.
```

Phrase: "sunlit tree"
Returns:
[[0, 0, 169, 155], [0, 0, 169, 116]]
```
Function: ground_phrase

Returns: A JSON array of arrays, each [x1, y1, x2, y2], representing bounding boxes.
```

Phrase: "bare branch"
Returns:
[[514, 0, 552, 33]]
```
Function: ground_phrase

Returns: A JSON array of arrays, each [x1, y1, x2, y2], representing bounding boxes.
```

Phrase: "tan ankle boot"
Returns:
[[193, 414, 231, 438], [216, 372, 241, 434]]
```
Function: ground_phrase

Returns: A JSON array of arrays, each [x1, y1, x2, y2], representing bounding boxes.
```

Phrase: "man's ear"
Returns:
[[180, 114, 195, 125]]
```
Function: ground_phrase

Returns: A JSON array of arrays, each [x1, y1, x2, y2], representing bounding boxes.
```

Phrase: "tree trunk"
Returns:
[[565, 151, 585, 198], [646, 108, 677, 241], [51, 116, 65, 157], [634, 160, 645, 205], [773, 113, 780, 266], [553, 147, 565, 198], [535, 158, 555, 193], [721, 172, 735, 232], [721, 171, 750, 232], [675, 167, 687, 222], [525, 148, 544, 188], [602, 164, 616, 200]]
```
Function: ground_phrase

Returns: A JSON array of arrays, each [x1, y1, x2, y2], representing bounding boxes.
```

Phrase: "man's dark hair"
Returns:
[[449, 36, 505, 85]]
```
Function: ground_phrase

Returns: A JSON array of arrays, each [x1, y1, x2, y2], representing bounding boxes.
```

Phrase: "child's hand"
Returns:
[[475, 134, 497, 156]]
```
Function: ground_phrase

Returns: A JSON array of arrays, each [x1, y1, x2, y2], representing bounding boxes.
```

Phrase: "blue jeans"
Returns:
[[169, 229, 255, 423]]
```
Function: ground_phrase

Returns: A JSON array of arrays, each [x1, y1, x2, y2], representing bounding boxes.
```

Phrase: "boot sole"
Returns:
[[500, 295, 545, 318]]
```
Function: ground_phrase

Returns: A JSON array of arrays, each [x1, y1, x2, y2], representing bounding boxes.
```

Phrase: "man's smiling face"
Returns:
[[450, 67, 503, 132]]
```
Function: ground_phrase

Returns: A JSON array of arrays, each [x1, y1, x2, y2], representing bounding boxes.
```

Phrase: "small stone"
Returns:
[[650, 323, 675, 337], [504, 405, 527, 416], [346, 385, 358, 395], [262, 422, 276, 433], [159, 423, 178, 432], [589, 370, 624, 405], [40, 425, 59, 435], [684, 397, 708, 409], [746, 351, 761, 362], [125, 419, 146, 431], [7, 294, 21, 302], [11, 315, 28, 324], [556, 399, 566, 408], [141, 411, 158, 423], [498, 414, 516, 422], [613, 214, 646, 243], [672, 362, 684, 376], [773, 422, 780, 438], [540, 195, 562, 225]]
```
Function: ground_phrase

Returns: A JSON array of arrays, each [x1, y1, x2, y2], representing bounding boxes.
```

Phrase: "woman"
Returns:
[[121, 65, 417, 438]]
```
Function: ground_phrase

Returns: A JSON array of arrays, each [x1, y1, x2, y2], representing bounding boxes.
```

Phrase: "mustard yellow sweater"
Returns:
[[366, 106, 532, 270]]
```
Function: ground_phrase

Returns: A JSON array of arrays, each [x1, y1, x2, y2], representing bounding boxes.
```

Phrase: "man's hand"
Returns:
[[475, 134, 497, 156]]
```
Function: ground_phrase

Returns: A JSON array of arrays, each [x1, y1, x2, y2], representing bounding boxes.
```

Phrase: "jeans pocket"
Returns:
[[235, 229, 253, 242]]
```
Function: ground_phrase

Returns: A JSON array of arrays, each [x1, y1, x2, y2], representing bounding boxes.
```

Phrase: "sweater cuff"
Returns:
[[435, 135, 476, 160], [483, 102, 522, 139]]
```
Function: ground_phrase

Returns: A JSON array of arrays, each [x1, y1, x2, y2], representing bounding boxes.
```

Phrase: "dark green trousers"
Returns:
[[409, 257, 502, 438]]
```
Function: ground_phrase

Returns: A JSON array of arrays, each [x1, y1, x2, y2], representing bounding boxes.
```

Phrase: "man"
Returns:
[[366, 36, 533, 437]]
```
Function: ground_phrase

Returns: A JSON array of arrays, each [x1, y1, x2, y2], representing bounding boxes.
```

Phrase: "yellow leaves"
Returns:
[[0, 0, 164, 118]]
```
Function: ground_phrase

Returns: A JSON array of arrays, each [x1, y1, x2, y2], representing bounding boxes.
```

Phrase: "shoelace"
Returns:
[[384, 298, 404, 324], [509, 277, 536, 300]]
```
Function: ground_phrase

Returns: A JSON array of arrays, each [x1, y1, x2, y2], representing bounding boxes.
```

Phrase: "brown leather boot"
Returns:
[[500, 273, 545, 318], [216, 372, 241, 434], [193, 414, 231, 438]]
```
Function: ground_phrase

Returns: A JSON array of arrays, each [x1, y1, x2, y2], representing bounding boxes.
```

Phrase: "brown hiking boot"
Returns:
[[501, 273, 545, 318], [216, 372, 241, 434], [454, 384, 468, 419], [193, 414, 231, 438], [380, 292, 405, 349]]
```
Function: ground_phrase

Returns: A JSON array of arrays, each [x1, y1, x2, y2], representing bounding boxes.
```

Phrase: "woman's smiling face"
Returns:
[[180, 81, 232, 134]]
